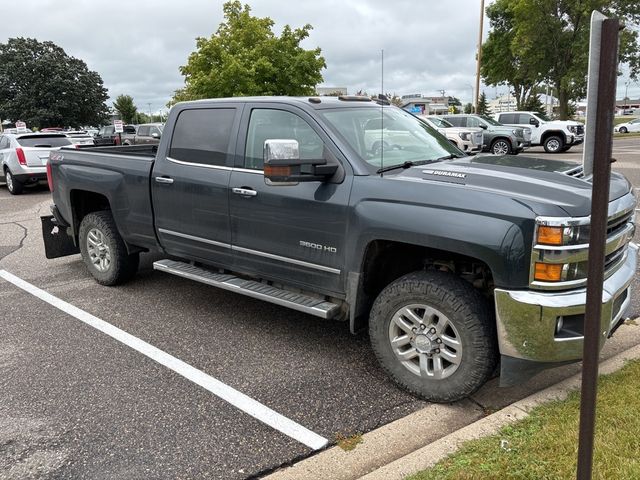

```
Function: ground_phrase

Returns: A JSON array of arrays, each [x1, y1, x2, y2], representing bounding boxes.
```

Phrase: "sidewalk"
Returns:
[[264, 320, 640, 480]]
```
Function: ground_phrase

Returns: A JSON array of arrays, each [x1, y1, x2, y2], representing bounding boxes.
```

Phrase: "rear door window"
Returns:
[[17, 135, 72, 147], [500, 113, 517, 124], [169, 108, 236, 166]]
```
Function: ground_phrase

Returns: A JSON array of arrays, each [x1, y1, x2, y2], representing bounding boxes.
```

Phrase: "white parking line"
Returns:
[[0, 269, 328, 451]]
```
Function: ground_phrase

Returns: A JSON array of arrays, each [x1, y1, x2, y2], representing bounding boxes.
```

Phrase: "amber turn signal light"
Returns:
[[264, 165, 291, 177], [534, 262, 563, 282], [537, 226, 563, 245]]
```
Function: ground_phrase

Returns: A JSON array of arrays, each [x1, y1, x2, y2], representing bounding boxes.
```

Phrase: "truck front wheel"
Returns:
[[79, 211, 139, 286], [369, 271, 497, 402], [543, 135, 564, 153]]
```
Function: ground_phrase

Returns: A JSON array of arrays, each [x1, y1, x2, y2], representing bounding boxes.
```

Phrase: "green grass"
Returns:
[[408, 360, 640, 480], [613, 116, 637, 125]]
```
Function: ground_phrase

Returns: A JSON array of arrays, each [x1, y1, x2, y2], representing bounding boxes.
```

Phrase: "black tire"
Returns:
[[4, 168, 23, 195], [543, 135, 564, 153], [369, 271, 497, 403], [490, 138, 511, 155], [619, 127, 628, 134], [78, 211, 139, 286]]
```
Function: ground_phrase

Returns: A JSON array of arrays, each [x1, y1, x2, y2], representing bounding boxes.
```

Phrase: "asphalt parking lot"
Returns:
[[1, 138, 639, 480]]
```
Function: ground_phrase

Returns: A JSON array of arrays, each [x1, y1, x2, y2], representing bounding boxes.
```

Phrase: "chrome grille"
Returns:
[[563, 165, 584, 178]]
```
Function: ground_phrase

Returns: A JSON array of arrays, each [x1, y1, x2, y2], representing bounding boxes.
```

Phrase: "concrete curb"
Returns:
[[359, 341, 640, 480], [263, 339, 640, 480]]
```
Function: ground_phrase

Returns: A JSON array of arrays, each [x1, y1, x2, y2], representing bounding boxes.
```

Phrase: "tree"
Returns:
[[464, 102, 473, 114], [477, 92, 489, 115], [0, 38, 109, 128], [113, 95, 137, 124], [522, 94, 545, 114], [482, 0, 640, 119], [172, 1, 326, 103]]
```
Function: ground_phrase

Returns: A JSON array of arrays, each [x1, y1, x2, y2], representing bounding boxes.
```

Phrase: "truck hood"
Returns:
[[393, 154, 631, 217], [544, 119, 583, 127]]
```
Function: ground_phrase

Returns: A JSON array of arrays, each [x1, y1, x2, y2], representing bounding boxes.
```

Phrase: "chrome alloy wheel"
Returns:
[[86, 227, 111, 272], [5, 170, 14, 192], [388, 304, 463, 380], [491, 140, 509, 155], [546, 138, 561, 151]]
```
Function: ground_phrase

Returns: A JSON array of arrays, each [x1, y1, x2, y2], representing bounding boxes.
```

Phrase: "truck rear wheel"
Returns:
[[79, 211, 139, 285], [369, 271, 497, 402]]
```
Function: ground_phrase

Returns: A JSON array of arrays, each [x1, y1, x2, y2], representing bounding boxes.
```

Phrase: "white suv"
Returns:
[[495, 111, 584, 153]]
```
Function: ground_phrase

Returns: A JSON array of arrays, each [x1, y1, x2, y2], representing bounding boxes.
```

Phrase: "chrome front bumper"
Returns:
[[494, 242, 637, 363]]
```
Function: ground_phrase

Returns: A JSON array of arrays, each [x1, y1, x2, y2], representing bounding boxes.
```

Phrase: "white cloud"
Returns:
[[2, 0, 637, 116]]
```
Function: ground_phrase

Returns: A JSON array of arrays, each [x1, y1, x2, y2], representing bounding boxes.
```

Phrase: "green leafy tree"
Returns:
[[522, 94, 545, 114], [464, 102, 473, 114], [0, 37, 109, 128], [172, 1, 326, 103], [477, 92, 489, 115], [482, 0, 640, 119], [113, 95, 137, 124]]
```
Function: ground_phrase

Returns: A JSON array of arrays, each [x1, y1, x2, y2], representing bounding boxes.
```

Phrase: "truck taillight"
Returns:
[[46, 161, 54, 192], [16, 147, 27, 166]]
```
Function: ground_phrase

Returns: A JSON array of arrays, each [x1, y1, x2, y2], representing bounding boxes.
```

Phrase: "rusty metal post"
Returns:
[[576, 15, 620, 480]]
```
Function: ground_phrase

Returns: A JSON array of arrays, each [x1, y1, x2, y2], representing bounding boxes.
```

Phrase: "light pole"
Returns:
[[147, 103, 152, 122], [474, 0, 485, 113]]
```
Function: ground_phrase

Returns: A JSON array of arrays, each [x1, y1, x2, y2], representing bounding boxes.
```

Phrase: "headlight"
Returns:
[[459, 132, 471, 141], [567, 125, 577, 133], [536, 224, 591, 246], [533, 222, 591, 283]]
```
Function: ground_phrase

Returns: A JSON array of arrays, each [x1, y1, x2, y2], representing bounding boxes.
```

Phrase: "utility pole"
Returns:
[[474, 0, 485, 113], [147, 103, 152, 122]]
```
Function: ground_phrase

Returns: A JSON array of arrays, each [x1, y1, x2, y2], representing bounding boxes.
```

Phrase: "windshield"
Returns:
[[479, 115, 502, 126], [320, 107, 461, 170], [535, 112, 551, 121], [427, 116, 454, 128]]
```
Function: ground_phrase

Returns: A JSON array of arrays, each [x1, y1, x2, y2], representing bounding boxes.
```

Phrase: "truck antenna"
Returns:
[[380, 49, 384, 177]]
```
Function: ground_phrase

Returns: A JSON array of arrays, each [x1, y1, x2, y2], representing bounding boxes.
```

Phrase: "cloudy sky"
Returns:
[[2, 0, 638, 115]]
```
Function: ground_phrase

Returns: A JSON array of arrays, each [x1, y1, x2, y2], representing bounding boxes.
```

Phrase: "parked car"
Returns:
[[94, 124, 136, 146], [43, 96, 636, 402], [614, 118, 640, 134], [0, 132, 72, 194], [64, 130, 95, 146], [121, 123, 163, 145], [418, 115, 483, 154], [443, 114, 531, 155], [494, 111, 584, 153]]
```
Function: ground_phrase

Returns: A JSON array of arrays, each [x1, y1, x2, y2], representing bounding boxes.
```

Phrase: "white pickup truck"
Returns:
[[495, 111, 584, 153]]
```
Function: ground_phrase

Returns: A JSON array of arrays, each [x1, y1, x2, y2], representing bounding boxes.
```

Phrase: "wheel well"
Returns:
[[491, 136, 509, 145], [70, 190, 111, 235], [352, 240, 494, 331], [541, 130, 566, 143]]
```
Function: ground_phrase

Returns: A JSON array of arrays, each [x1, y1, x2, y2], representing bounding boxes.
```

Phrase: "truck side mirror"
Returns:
[[263, 139, 337, 186], [151, 132, 160, 139], [529, 118, 540, 127]]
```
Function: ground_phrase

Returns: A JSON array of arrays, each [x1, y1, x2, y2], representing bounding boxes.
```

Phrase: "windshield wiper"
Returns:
[[376, 155, 461, 174]]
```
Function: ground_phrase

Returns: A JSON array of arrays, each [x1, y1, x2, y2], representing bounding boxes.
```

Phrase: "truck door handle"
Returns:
[[155, 176, 174, 184], [232, 187, 257, 197]]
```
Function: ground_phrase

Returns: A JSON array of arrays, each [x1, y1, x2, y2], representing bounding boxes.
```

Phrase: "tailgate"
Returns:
[[23, 147, 54, 167]]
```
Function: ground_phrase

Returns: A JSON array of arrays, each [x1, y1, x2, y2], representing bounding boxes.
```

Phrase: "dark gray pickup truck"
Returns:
[[43, 96, 637, 402]]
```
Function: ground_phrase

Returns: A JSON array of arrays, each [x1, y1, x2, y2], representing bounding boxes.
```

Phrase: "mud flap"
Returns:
[[41, 215, 79, 259]]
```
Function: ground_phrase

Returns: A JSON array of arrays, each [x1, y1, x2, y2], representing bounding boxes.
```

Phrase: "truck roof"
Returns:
[[175, 96, 384, 110]]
